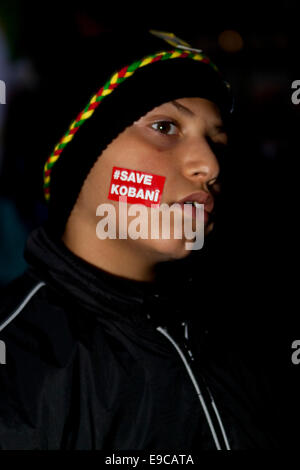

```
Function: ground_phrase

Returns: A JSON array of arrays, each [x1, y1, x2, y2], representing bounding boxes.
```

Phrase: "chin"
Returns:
[[137, 220, 214, 261], [147, 238, 197, 261]]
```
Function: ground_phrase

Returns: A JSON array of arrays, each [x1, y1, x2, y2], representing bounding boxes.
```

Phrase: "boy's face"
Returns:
[[71, 97, 228, 261]]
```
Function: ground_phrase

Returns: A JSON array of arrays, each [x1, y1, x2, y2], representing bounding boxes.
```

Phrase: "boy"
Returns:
[[0, 29, 278, 450]]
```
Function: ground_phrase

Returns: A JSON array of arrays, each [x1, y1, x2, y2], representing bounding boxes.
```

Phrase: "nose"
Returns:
[[181, 136, 220, 188]]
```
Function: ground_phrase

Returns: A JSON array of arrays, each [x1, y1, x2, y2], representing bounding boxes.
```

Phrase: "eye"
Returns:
[[151, 121, 179, 136]]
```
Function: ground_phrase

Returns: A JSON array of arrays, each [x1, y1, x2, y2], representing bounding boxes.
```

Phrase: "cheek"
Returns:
[[108, 139, 174, 193], [80, 131, 177, 211], [76, 156, 112, 213], [114, 137, 164, 173]]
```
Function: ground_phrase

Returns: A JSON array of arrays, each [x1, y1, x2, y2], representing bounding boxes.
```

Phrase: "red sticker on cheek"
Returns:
[[108, 167, 166, 207]]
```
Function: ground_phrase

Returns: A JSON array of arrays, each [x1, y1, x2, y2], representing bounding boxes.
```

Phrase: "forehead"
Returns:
[[147, 97, 223, 123]]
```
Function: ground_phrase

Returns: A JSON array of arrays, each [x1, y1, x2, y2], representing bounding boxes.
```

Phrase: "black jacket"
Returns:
[[0, 224, 280, 450]]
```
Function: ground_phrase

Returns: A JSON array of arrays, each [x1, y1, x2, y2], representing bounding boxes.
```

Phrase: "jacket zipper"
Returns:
[[156, 324, 231, 450]]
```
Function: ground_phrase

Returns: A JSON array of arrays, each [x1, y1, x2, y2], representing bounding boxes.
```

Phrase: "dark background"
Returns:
[[0, 1, 299, 446]]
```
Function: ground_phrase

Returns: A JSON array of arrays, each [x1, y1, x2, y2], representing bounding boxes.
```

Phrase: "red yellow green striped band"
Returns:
[[43, 48, 220, 202]]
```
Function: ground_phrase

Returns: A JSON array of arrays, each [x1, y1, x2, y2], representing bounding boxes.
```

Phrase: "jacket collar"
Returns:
[[23, 222, 201, 332]]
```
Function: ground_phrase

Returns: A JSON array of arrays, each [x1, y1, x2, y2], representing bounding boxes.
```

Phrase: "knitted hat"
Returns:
[[44, 29, 233, 238]]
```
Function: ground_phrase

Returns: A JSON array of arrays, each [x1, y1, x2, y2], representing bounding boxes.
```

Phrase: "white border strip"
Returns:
[[156, 325, 223, 450], [0, 282, 46, 332], [206, 385, 231, 450]]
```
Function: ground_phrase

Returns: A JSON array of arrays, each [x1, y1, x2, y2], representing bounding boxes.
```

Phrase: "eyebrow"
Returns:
[[171, 100, 195, 117], [170, 100, 227, 135]]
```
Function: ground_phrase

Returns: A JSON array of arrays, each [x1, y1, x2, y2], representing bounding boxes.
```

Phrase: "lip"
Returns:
[[174, 191, 214, 224], [176, 191, 214, 213], [176, 204, 210, 223]]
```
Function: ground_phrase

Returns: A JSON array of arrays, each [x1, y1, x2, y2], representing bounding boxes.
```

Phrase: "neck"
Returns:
[[61, 215, 158, 282]]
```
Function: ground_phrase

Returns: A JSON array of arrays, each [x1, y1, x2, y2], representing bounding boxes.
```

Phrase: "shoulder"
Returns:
[[0, 269, 77, 368], [0, 272, 46, 330], [0, 270, 79, 449]]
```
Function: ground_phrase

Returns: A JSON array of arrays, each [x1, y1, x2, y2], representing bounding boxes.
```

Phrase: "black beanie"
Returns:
[[45, 29, 233, 238]]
